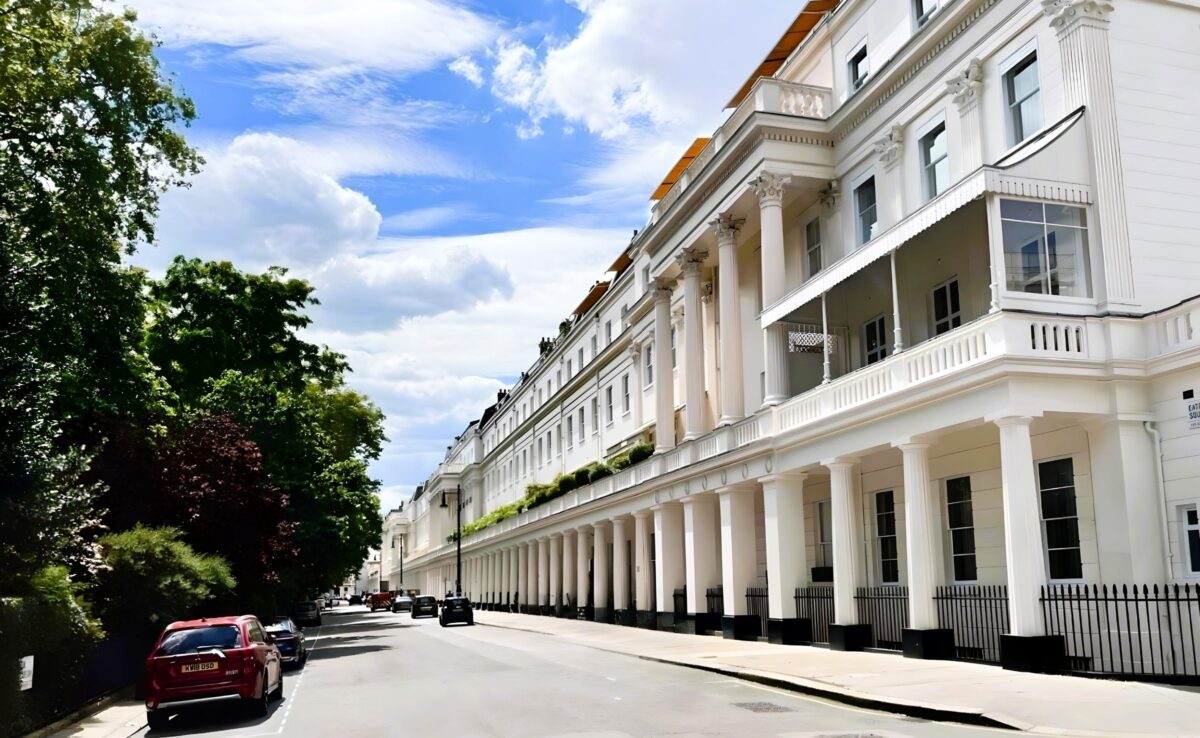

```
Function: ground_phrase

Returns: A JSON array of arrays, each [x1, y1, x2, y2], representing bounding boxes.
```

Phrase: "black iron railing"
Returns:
[[673, 587, 687, 622], [747, 587, 769, 638], [1042, 583, 1200, 682], [855, 586, 909, 651], [705, 586, 724, 616], [795, 586, 834, 644], [934, 584, 1009, 664]]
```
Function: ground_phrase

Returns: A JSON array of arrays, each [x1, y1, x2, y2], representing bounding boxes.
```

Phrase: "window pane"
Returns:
[[1011, 58, 1039, 99], [947, 476, 971, 503], [932, 156, 949, 198], [1018, 92, 1043, 138], [1045, 204, 1085, 228], [948, 280, 960, 313], [1041, 488, 1078, 519], [1045, 518, 1081, 549], [1048, 548, 1082, 580], [948, 500, 973, 529], [1000, 199, 1043, 222], [933, 285, 948, 320], [1189, 529, 1200, 573], [954, 555, 977, 582], [951, 527, 976, 554], [1038, 458, 1074, 491], [1046, 223, 1087, 297], [882, 559, 899, 583], [1188, 509, 1199, 526], [1002, 219, 1046, 292]]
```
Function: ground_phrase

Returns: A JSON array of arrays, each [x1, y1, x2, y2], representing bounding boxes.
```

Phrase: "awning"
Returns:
[[607, 249, 633, 275], [573, 280, 611, 317], [650, 138, 711, 201], [726, 0, 840, 109], [761, 108, 1092, 327]]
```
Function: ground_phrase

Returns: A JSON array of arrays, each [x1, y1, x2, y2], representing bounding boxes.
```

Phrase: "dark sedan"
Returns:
[[411, 595, 438, 619], [439, 596, 474, 627], [263, 617, 308, 667]]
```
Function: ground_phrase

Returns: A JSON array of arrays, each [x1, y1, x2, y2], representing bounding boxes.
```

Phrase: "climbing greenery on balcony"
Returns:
[[447, 442, 656, 543]]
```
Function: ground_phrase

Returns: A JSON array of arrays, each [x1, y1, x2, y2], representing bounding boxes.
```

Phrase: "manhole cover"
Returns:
[[733, 701, 793, 713]]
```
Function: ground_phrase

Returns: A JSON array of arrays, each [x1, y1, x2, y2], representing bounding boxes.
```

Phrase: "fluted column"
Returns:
[[537, 537, 549, 613], [751, 172, 792, 407], [653, 502, 685, 627], [634, 510, 653, 621], [562, 529, 577, 613], [527, 541, 538, 610], [719, 485, 757, 628], [628, 345, 643, 429], [826, 459, 864, 626], [996, 417, 1044, 637], [945, 59, 983, 176], [678, 249, 708, 440], [653, 284, 676, 452], [517, 543, 529, 611], [508, 546, 518, 609], [549, 534, 562, 615], [592, 522, 610, 622], [1043, 0, 1133, 306], [712, 214, 745, 424], [683, 494, 720, 622], [898, 443, 941, 630], [576, 526, 592, 615]]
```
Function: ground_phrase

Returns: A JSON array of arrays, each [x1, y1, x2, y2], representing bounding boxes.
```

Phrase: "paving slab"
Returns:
[[474, 610, 1200, 738]]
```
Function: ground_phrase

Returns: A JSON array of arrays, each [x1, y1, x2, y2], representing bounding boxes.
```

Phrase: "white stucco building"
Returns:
[[399, 0, 1200, 677]]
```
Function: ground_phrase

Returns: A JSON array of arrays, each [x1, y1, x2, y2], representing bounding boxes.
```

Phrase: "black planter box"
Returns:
[[902, 628, 955, 660], [829, 623, 872, 651], [593, 606, 612, 624], [656, 612, 676, 631], [674, 614, 696, 634], [694, 612, 722, 635], [616, 609, 637, 627], [768, 617, 812, 645], [1000, 634, 1067, 674], [721, 614, 760, 641], [636, 610, 658, 630]]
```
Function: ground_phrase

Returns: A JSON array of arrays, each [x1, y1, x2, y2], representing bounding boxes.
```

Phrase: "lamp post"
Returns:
[[440, 485, 464, 596], [398, 533, 405, 595]]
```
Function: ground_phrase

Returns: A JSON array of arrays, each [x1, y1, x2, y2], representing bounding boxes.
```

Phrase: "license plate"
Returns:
[[181, 662, 218, 673]]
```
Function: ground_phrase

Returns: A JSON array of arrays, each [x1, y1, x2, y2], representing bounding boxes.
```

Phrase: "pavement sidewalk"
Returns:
[[474, 610, 1200, 738]]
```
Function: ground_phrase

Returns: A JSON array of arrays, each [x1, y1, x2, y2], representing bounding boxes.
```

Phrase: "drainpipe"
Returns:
[[1144, 421, 1174, 578]]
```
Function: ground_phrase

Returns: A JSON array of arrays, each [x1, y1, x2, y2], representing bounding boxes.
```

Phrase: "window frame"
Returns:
[[805, 218, 822, 278], [591, 397, 599, 435], [577, 407, 585, 444], [566, 416, 574, 449], [863, 314, 888, 366], [930, 277, 962, 336], [644, 343, 654, 387], [817, 500, 833, 569], [1001, 43, 1042, 146], [914, 0, 938, 29], [875, 490, 900, 585], [918, 118, 949, 201], [847, 42, 869, 92], [1037, 455, 1084, 582], [605, 386, 614, 425], [945, 475, 978, 583], [1182, 504, 1200, 578], [622, 374, 630, 415], [854, 174, 877, 245], [999, 197, 1091, 298]]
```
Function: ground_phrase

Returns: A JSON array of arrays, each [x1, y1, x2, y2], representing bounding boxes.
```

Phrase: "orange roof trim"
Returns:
[[650, 137, 712, 201], [725, 0, 839, 109], [573, 280, 611, 317]]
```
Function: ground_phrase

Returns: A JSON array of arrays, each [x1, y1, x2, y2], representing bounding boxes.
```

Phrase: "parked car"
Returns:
[[411, 595, 438, 619], [348, 594, 363, 606], [263, 617, 308, 667], [313, 596, 326, 610], [391, 595, 413, 613], [143, 615, 283, 731], [293, 601, 322, 626], [367, 592, 393, 612], [439, 597, 474, 627]]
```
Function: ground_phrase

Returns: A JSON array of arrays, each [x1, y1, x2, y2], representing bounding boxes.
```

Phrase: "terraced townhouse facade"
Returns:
[[384, 0, 1200, 677]]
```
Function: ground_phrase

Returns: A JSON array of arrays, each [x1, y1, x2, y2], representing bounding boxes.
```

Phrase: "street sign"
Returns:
[[19, 656, 33, 690], [1188, 397, 1200, 430]]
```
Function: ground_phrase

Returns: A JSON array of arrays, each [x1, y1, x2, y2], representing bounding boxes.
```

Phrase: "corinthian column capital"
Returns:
[[1042, 0, 1114, 33], [709, 214, 744, 245], [749, 171, 791, 207], [674, 246, 707, 276], [945, 58, 983, 111]]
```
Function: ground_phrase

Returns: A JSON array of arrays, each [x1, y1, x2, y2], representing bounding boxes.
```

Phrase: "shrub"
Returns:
[[627, 442, 654, 465], [573, 466, 593, 486], [588, 463, 613, 483], [552, 473, 577, 495], [610, 452, 632, 471]]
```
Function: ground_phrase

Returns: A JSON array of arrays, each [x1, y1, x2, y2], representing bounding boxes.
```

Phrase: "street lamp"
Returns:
[[439, 485, 464, 597], [398, 533, 405, 595]]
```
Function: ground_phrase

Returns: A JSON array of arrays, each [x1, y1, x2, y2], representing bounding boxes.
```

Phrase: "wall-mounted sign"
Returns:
[[19, 656, 33, 691], [1188, 398, 1200, 431]]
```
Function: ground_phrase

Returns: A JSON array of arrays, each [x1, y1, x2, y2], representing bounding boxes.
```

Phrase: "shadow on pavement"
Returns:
[[145, 699, 283, 736], [309, 644, 393, 661], [311, 620, 414, 637]]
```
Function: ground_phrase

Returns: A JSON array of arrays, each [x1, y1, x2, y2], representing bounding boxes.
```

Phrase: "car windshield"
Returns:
[[157, 625, 241, 656], [264, 619, 293, 633]]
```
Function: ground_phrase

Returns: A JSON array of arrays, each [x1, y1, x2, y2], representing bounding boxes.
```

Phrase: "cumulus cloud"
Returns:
[[381, 205, 469, 234], [449, 56, 484, 87]]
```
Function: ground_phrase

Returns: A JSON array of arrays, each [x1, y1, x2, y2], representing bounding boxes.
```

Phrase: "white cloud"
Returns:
[[381, 205, 468, 234], [129, 0, 498, 77], [449, 56, 484, 87]]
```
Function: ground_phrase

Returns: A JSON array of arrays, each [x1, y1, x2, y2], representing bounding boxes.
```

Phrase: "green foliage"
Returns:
[[573, 465, 594, 486], [306, 383, 387, 462], [553, 473, 578, 495], [453, 500, 524, 541], [628, 442, 654, 464], [588, 463, 613, 483], [94, 526, 235, 635], [610, 453, 632, 471]]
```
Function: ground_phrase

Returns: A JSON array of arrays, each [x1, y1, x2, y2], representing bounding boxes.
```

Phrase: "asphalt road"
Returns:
[[140, 606, 1022, 738]]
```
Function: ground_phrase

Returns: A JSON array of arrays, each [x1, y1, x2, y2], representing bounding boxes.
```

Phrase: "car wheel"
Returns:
[[249, 673, 269, 717], [147, 710, 170, 731], [467, 617, 474, 626], [299, 649, 308, 667], [439, 618, 446, 627]]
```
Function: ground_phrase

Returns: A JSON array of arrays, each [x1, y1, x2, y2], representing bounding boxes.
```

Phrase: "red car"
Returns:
[[143, 615, 284, 730]]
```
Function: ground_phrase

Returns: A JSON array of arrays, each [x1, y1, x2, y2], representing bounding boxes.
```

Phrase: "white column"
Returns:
[[889, 250, 904, 353], [995, 416, 1044, 637], [898, 443, 941, 630], [719, 485, 757, 617], [576, 526, 592, 613], [612, 516, 629, 613], [1043, 1, 1134, 306], [946, 59, 983, 176], [712, 214, 745, 424], [592, 522, 610, 619], [653, 285, 676, 452], [821, 292, 831, 384], [634, 511, 653, 614], [683, 494, 720, 615], [562, 529, 577, 612], [549, 534, 562, 613], [679, 249, 708, 440], [522, 542, 534, 609], [653, 503, 685, 617], [537, 538, 549, 611], [751, 172, 792, 407], [826, 459, 864, 625], [761, 473, 807, 621], [509, 546, 519, 607], [628, 345, 644, 430]]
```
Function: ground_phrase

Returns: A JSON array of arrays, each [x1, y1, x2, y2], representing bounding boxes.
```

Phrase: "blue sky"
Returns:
[[125, 0, 798, 512]]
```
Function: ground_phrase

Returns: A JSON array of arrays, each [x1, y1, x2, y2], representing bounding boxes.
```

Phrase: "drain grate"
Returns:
[[733, 701, 793, 713]]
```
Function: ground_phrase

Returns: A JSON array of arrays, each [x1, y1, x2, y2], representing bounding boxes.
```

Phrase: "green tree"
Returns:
[[146, 258, 346, 407], [94, 526, 235, 635], [306, 383, 387, 462]]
